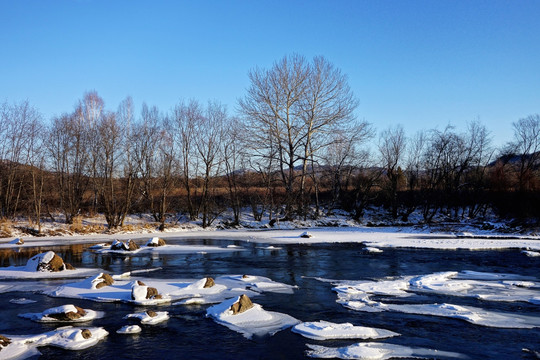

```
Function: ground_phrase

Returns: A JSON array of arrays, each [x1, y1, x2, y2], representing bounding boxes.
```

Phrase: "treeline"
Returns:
[[1, 55, 539, 232]]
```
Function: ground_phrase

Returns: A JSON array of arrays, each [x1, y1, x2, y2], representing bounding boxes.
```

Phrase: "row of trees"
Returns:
[[1, 55, 539, 231]]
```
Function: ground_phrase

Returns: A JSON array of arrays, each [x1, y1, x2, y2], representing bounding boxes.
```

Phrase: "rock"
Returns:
[[300, 231, 312, 238], [242, 274, 250, 279], [146, 310, 157, 318], [47, 305, 87, 321], [31, 252, 66, 272], [127, 240, 139, 251], [146, 237, 166, 247], [81, 329, 92, 339], [65, 263, 76, 270], [94, 273, 114, 289], [137, 280, 146, 286], [10, 238, 24, 245], [110, 239, 127, 250], [230, 294, 254, 315], [203, 277, 215, 288], [0, 335, 11, 347], [146, 287, 159, 299]]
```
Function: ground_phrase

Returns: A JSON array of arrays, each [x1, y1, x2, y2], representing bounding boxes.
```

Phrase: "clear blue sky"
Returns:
[[1, 0, 539, 147]]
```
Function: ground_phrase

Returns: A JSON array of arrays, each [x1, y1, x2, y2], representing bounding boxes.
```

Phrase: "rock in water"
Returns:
[[127, 240, 139, 251], [146, 237, 166, 247], [203, 277, 215, 288], [146, 310, 157, 318], [81, 329, 92, 339], [0, 335, 11, 347], [300, 231, 312, 238], [94, 273, 114, 289], [29, 251, 67, 272], [146, 287, 159, 299], [47, 305, 87, 321], [230, 294, 254, 315]]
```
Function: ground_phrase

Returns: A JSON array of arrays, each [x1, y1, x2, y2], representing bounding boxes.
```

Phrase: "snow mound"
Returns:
[[292, 320, 399, 340], [117, 325, 142, 334], [206, 295, 300, 339], [19, 304, 102, 323], [306, 342, 466, 359], [125, 311, 169, 325]]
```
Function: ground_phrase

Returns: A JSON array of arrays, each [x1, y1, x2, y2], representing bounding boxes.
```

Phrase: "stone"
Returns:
[[146, 237, 166, 247], [203, 277, 215, 288], [300, 231, 312, 238], [0, 335, 11, 347], [65, 263, 76, 270], [127, 240, 139, 251], [81, 329, 92, 339], [95, 273, 114, 289], [146, 310, 157, 318], [47, 305, 87, 321], [230, 294, 254, 315], [146, 287, 159, 299], [137, 280, 146, 286], [36, 253, 65, 272]]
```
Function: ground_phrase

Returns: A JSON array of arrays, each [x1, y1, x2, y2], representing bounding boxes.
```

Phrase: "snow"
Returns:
[[292, 321, 399, 340], [206, 296, 300, 339], [24, 251, 55, 271], [19, 304, 103, 323], [330, 270, 540, 328], [116, 325, 142, 334], [0, 264, 99, 280], [364, 247, 383, 253], [306, 342, 466, 359], [1, 326, 108, 358], [125, 311, 169, 325]]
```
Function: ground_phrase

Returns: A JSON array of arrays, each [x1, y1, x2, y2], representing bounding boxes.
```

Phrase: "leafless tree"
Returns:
[[506, 114, 540, 191], [378, 125, 406, 219], [239, 54, 359, 219]]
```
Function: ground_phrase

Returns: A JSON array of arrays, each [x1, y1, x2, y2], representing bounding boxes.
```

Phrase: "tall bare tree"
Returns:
[[379, 125, 406, 219]]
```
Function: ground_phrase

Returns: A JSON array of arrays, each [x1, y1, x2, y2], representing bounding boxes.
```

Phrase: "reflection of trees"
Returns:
[[0, 244, 87, 267]]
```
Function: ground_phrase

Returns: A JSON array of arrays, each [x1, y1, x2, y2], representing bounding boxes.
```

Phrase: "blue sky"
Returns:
[[1, 0, 539, 147]]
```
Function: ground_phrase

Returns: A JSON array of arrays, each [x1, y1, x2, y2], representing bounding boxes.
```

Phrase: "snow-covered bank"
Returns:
[[1, 227, 539, 251]]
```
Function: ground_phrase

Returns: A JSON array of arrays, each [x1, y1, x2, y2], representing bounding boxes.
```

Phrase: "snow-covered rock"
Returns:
[[206, 295, 300, 339], [9, 238, 23, 245], [125, 311, 169, 325], [25, 251, 74, 272], [145, 237, 166, 247], [19, 304, 102, 323]]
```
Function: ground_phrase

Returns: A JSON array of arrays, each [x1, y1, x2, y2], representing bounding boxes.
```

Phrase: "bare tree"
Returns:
[[506, 114, 540, 191], [239, 54, 359, 219], [378, 125, 406, 219]]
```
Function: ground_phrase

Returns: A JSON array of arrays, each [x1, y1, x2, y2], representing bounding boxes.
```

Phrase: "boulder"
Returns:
[[146, 310, 157, 318], [146, 237, 166, 247], [127, 240, 139, 251], [27, 251, 69, 272], [137, 280, 146, 286], [110, 239, 127, 251], [46, 305, 87, 321], [94, 273, 114, 289], [0, 335, 11, 347], [146, 287, 159, 299], [203, 277, 215, 288], [299, 231, 312, 238], [81, 329, 92, 339], [65, 263, 76, 270], [230, 294, 254, 315]]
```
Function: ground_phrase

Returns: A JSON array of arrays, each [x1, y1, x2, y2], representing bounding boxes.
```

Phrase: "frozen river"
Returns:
[[0, 236, 539, 359]]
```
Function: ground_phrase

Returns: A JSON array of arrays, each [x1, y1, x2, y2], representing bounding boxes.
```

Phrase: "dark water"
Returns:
[[1, 238, 539, 359]]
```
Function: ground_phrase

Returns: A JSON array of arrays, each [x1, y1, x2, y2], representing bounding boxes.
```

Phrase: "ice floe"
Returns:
[[330, 270, 540, 328], [125, 310, 169, 325], [1, 326, 108, 359], [305, 342, 466, 359], [116, 325, 142, 334], [48, 273, 295, 306], [9, 298, 37, 304], [206, 295, 300, 339], [19, 304, 103, 323], [292, 321, 399, 340], [0, 252, 99, 279]]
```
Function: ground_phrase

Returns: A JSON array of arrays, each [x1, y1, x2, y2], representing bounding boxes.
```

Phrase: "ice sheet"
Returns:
[[292, 320, 399, 340], [19, 305, 103, 323], [306, 342, 466, 359], [125, 311, 169, 325]]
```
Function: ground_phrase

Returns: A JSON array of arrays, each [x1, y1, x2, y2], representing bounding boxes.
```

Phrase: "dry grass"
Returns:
[[0, 218, 13, 238], [69, 216, 105, 234]]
